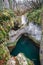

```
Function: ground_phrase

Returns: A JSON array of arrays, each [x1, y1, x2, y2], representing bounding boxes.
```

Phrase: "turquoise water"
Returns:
[[11, 35, 40, 65]]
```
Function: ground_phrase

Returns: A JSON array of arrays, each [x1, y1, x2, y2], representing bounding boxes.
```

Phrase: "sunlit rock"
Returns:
[[7, 53, 34, 65]]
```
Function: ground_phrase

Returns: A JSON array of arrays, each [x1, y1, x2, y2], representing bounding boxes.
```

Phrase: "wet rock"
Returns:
[[25, 22, 42, 41], [6, 53, 34, 65]]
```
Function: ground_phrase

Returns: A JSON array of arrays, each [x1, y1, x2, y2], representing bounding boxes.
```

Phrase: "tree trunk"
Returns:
[[40, 12, 43, 65], [8, 0, 13, 9], [0, 0, 3, 10], [4, 0, 9, 9]]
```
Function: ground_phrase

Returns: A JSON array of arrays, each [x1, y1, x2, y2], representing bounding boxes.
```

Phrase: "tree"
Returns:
[[0, 0, 3, 10], [40, 10, 43, 65], [3, 0, 9, 9]]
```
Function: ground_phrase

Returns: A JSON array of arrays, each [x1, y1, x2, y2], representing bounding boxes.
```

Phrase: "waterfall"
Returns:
[[21, 15, 28, 25]]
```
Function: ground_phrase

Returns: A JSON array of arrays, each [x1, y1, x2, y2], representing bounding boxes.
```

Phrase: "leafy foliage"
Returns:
[[0, 9, 15, 21], [27, 0, 43, 24], [0, 9, 15, 43], [0, 44, 11, 65], [27, 7, 43, 24]]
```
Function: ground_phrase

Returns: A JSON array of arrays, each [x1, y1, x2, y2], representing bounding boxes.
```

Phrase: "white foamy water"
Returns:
[[21, 15, 27, 25], [25, 22, 42, 41]]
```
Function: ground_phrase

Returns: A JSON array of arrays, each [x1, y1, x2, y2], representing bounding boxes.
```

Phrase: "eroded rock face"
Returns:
[[6, 57, 17, 65], [8, 22, 41, 44], [6, 53, 34, 65], [16, 53, 34, 65]]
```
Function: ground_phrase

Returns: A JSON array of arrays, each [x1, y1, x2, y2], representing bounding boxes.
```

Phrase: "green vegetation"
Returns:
[[0, 9, 15, 43], [27, 7, 43, 24], [27, 0, 43, 25], [0, 9, 15, 21], [0, 44, 11, 65]]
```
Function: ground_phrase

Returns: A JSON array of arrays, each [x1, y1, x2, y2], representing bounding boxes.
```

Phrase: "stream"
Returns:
[[8, 15, 41, 44]]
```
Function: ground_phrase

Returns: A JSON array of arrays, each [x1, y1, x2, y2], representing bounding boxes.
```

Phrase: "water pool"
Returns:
[[11, 35, 40, 65]]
